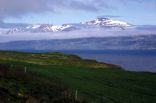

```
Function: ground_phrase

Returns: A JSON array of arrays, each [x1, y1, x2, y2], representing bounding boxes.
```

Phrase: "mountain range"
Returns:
[[0, 17, 132, 34], [0, 17, 156, 51]]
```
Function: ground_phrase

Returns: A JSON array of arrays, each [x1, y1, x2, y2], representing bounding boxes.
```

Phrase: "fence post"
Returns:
[[75, 90, 78, 100], [24, 67, 27, 73]]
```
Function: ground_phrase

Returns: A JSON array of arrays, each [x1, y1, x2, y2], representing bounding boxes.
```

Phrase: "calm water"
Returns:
[[62, 50, 156, 72]]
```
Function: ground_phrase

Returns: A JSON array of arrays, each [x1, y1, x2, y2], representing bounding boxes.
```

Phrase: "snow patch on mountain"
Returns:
[[83, 18, 131, 29], [6, 24, 73, 34], [26, 25, 41, 29], [3, 17, 133, 34]]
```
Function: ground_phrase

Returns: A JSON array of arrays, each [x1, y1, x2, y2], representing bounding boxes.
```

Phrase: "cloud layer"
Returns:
[[0, 0, 145, 21], [0, 0, 109, 20], [0, 27, 156, 43]]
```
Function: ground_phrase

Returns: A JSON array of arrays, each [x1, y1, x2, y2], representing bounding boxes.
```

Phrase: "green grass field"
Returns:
[[0, 51, 156, 103]]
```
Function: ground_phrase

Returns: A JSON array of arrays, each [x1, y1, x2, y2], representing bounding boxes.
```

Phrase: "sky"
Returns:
[[0, 0, 156, 25]]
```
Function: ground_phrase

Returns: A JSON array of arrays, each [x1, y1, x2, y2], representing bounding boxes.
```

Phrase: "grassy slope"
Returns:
[[0, 51, 156, 103]]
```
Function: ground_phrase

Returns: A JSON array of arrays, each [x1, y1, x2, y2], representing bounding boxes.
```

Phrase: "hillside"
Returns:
[[0, 35, 156, 50], [0, 51, 156, 103]]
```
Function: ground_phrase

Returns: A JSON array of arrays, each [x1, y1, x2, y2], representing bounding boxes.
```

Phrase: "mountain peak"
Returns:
[[96, 17, 109, 21], [84, 17, 131, 29]]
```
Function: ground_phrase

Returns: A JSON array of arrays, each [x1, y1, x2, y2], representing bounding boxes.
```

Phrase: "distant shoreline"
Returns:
[[1, 49, 156, 56]]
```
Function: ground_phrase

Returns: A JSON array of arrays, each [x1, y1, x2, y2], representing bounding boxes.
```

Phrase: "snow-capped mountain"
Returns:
[[7, 24, 75, 34], [0, 17, 156, 50], [83, 17, 131, 29], [3, 17, 132, 34], [26, 24, 74, 32]]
